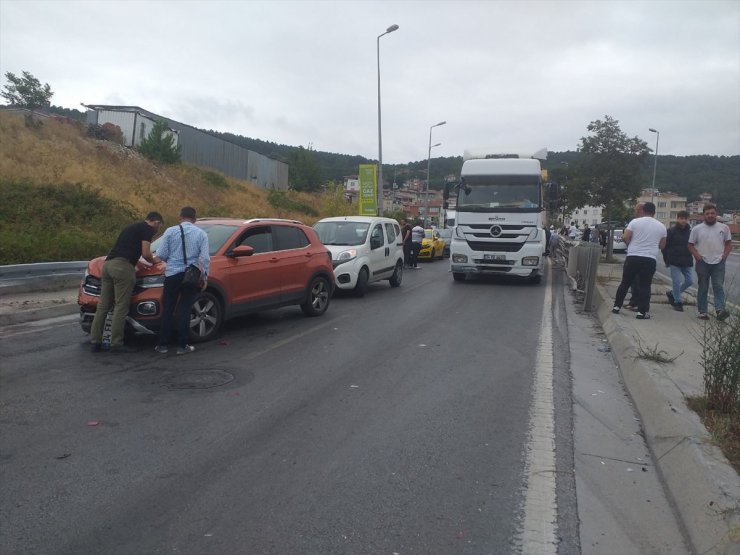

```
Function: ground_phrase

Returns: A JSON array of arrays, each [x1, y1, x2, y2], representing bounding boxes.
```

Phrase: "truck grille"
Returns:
[[466, 241, 523, 252]]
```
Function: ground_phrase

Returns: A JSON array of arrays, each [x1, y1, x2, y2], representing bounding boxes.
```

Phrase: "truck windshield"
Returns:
[[457, 176, 541, 212]]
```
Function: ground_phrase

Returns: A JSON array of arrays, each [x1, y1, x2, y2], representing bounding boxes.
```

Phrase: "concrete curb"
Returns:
[[593, 282, 740, 554], [0, 302, 79, 327]]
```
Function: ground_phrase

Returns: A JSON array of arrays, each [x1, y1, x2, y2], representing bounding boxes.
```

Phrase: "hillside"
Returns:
[[0, 113, 347, 264]]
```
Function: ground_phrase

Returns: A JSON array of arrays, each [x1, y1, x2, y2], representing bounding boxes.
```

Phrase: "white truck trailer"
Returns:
[[447, 148, 548, 283]]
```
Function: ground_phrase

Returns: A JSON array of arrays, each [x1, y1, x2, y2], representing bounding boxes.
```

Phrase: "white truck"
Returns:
[[446, 148, 548, 283]]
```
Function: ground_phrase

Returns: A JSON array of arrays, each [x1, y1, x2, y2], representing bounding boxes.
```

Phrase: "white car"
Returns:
[[612, 229, 627, 252], [313, 216, 405, 296]]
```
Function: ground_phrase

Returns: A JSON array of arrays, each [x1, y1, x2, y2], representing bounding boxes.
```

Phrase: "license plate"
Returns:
[[484, 254, 506, 261]]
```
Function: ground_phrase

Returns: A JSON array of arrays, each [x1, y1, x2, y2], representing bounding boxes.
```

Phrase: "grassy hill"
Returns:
[[0, 113, 350, 264]]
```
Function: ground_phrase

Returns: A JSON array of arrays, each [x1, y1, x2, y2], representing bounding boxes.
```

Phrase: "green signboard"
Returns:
[[358, 164, 377, 216]]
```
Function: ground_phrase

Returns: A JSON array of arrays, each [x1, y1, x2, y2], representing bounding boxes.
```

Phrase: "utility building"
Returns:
[[84, 105, 288, 190]]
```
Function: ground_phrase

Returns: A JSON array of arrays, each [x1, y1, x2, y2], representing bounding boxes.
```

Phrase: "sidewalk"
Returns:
[[593, 261, 740, 554]]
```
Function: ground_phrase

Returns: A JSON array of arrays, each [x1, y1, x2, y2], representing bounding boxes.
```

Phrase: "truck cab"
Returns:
[[447, 149, 547, 283]]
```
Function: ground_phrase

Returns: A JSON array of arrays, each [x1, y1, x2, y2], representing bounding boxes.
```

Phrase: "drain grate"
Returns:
[[166, 369, 235, 390]]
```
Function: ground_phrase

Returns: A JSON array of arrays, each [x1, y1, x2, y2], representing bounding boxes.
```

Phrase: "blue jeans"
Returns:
[[695, 260, 725, 314], [669, 265, 693, 305]]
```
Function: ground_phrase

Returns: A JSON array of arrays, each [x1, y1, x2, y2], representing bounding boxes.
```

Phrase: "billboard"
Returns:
[[358, 164, 377, 216]]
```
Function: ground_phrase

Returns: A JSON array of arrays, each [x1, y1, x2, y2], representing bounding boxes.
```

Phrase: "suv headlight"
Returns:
[[336, 249, 358, 263], [137, 275, 165, 288]]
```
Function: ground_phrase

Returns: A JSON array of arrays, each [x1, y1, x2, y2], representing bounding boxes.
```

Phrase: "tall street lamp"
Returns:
[[376, 23, 399, 216], [425, 121, 446, 225], [648, 128, 660, 204]]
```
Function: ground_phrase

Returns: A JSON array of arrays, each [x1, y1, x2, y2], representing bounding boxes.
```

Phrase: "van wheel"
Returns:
[[389, 261, 403, 287], [354, 267, 369, 297], [301, 276, 331, 316], [453, 272, 466, 282], [188, 291, 222, 343]]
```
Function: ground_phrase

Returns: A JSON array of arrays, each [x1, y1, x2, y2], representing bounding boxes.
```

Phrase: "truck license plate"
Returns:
[[484, 254, 506, 261]]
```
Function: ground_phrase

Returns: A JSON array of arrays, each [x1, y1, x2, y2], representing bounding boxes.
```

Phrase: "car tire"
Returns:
[[188, 291, 222, 343], [453, 272, 466, 282], [354, 267, 369, 297], [389, 260, 403, 287], [301, 276, 331, 316]]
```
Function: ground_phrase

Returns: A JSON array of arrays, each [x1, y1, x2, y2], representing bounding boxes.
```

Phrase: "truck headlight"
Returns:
[[522, 257, 539, 266], [452, 254, 468, 263]]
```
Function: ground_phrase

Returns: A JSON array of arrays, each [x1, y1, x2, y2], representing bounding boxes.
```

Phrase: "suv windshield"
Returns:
[[152, 223, 240, 256], [314, 221, 370, 246]]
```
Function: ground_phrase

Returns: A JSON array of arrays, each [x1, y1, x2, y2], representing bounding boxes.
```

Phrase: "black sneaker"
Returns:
[[612, 306, 620, 314], [666, 291, 675, 306], [717, 309, 730, 322], [673, 303, 684, 312], [636, 312, 651, 320]]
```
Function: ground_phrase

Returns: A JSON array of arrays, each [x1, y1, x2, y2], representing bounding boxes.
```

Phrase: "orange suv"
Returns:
[[78, 218, 334, 342]]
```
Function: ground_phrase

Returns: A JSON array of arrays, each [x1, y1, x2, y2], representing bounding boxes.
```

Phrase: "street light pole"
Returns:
[[425, 121, 446, 226], [376, 23, 399, 216], [648, 128, 660, 204]]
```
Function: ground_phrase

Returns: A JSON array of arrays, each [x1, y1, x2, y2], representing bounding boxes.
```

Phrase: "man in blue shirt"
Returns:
[[153, 207, 210, 354]]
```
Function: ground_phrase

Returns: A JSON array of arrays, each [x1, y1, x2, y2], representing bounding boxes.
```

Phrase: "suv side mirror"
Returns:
[[230, 245, 255, 257]]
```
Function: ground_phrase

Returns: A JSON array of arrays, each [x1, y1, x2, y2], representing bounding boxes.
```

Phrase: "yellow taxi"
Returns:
[[417, 228, 445, 261]]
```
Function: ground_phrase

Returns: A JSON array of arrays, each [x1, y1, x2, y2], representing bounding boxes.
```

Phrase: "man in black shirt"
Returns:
[[90, 212, 163, 353], [400, 219, 412, 268]]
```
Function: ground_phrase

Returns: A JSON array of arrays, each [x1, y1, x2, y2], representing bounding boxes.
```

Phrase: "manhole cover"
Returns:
[[166, 369, 234, 390]]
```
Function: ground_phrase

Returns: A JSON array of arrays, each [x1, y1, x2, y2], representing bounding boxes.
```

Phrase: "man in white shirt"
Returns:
[[612, 202, 667, 319], [410, 222, 425, 269], [688, 203, 732, 321], [568, 222, 579, 240]]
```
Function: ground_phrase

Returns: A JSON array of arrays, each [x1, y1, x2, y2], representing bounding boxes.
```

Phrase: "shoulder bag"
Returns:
[[179, 225, 202, 287]]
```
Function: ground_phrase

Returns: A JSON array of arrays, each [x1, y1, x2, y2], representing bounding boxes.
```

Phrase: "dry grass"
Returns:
[[0, 112, 330, 227], [686, 396, 740, 473]]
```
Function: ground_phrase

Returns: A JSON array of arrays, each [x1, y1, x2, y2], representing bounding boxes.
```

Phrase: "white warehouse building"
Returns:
[[564, 204, 603, 227]]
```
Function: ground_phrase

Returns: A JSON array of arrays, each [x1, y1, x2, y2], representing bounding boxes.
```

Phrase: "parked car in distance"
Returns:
[[313, 216, 404, 297], [417, 228, 445, 261], [78, 218, 334, 343], [612, 229, 627, 252], [438, 228, 453, 257]]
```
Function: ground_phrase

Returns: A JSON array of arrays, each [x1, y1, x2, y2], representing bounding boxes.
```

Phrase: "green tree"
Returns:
[[289, 146, 322, 192], [138, 120, 181, 164], [566, 116, 650, 258], [1, 70, 53, 110]]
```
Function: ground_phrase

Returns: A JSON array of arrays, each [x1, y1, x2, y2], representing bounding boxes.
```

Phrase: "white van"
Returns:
[[313, 216, 405, 296]]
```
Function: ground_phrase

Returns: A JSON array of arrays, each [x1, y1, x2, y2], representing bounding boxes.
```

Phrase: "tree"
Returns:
[[289, 146, 322, 192], [138, 120, 181, 164], [1, 71, 53, 110], [566, 116, 650, 258]]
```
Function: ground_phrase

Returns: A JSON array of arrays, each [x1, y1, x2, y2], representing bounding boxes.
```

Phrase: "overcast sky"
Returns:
[[1, 0, 738, 163]]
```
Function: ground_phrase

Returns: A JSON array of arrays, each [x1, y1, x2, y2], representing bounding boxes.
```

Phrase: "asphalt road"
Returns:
[[0, 260, 686, 554]]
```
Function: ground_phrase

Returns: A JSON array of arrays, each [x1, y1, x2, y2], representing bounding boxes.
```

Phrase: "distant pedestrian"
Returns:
[[589, 227, 600, 244], [662, 210, 693, 312], [549, 232, 562, 265], [89, 212, 163, 352], [612, 202, 667, 320], [688, 204, 732, 321], [582, 224, 591, 242], [410, 221, 424, 269], [568, 222, 579, 240], [544, 226, 552, 255], [154, 207, 210, 354], [400, 219, 413, 268]]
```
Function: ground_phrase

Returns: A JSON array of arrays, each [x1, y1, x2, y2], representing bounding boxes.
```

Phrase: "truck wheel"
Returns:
[[453, 272, 466, 282]]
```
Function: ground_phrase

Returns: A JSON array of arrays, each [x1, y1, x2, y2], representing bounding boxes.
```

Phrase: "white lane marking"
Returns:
[[518, 264, 558, 553]]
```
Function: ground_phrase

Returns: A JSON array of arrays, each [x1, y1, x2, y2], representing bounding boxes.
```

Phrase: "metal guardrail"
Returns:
[[561, 241, 601, 312], [0, 261, 87, 279]]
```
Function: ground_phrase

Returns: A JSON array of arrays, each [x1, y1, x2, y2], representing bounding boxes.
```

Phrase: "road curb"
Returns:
[[0, 301, 79, 327], [593, 282, 740, 554]]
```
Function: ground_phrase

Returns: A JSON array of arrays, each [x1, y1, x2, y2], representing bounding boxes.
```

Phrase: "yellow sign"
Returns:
[[358, 164, 377, 216]]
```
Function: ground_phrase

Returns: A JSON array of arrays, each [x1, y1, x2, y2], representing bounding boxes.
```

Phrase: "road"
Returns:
[[0, 261, 686, 554]]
